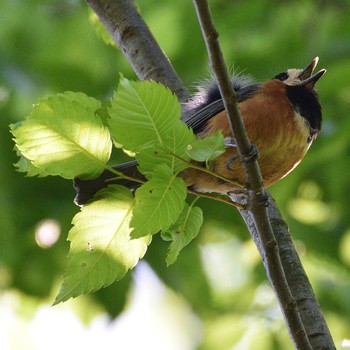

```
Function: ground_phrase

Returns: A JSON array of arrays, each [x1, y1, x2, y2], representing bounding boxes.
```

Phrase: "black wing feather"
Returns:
[[182, 83, 260, 134]]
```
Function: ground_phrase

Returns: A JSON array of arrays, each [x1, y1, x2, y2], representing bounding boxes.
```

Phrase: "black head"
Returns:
[[273, 57, 326, 135]]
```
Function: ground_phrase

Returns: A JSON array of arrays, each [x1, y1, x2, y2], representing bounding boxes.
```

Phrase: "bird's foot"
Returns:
[[227, 189, 250, 209], [224, 138, 239, 171], [254, 191, 270, 207], [226, 155, 240, 171], [225, 143, 259, 172], [224, 137, 236, 148], [242, 144, 259, 163], [227, 189, 269, 210]]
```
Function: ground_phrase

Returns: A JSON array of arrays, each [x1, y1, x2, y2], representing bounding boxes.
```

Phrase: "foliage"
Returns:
[[11, 92, 111, 180], [2, 0, 350, 348], [162, 201, 203, 266], [12, 78, 215, 302], [54, 185, 150, 304]]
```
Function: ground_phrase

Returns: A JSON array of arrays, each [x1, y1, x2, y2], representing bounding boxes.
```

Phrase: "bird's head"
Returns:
[[273, 57, 326, 90]]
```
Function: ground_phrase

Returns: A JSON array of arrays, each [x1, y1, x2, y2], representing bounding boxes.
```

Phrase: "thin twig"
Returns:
[[192, 1, 312, 349]]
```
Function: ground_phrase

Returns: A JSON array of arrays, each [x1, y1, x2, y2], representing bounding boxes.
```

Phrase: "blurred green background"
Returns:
[[1, 0, 350, 349]]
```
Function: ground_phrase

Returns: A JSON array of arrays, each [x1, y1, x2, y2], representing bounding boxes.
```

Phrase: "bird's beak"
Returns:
[[298, 57, 319, 80], [298, 57, 326, 88]]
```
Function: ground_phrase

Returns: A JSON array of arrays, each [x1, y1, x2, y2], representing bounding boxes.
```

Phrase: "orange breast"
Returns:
[[184, 80, 312, 194]]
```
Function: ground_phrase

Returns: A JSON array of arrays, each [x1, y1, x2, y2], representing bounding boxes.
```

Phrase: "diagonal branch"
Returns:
[[241, 197, 336, 350], [192, 1, 311, 349], [86, 0, 189, 103]]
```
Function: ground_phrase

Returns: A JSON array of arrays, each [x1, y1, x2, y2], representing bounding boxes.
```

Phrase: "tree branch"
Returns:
[[240, 197, 336, 350], [86, 0, 189, 102], [87, 1, 336, 349], [192, 1, 312, 349]]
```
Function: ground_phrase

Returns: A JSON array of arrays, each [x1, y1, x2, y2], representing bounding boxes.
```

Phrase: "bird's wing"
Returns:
[[183, 99, 225, 132], [182, 83, 260, 134]]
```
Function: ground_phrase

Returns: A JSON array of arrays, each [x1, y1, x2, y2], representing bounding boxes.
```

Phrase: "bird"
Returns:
[[73, 57, 326, 206]]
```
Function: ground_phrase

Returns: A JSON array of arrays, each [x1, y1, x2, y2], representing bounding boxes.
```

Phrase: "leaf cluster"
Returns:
[[11, 78, 227, 303]]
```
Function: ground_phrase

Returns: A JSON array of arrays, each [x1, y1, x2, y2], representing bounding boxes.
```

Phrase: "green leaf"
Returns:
[[136, 122, 195, 177], [109, 78, 193, 153], [14, 155, 48, 177], [130, 164, 187, 238], [109, 78, 195, 179], [12, 145, 48, 177], [11, 92, 112, 179], [162, 203, 203, 266], [54, 185, 151, 304], [187, 131, 225, 163]]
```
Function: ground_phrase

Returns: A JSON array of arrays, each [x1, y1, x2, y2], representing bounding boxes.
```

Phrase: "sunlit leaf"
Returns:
[[13, 145, 48, 177], [109, 78, 195, 180], [14, 155, 48, 177], [130, 164, 187, 238], [109, 78, 194, 152], [11, 92, 112, 179], [54, 185, 151, 304]]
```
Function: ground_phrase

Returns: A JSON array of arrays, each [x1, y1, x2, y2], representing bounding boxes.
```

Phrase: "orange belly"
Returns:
[[184, 141, 310, 194], [183, 81, 312, 194]]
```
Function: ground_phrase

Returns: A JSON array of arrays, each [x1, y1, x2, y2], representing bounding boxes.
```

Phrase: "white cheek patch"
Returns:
[[293, 111, 311, 141], [284, 69, 304, 86]]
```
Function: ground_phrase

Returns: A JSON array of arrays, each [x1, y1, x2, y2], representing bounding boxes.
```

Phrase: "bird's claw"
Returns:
[[242, 144, 259, 163], [225, 143, 258, 171], [227, 189, 250, 209], [226, 155, 239, 171], [257, 191, 270, 207], [224, 137, 237, 148], [224, 138, 239, 171], [227, 189, 269, 210]]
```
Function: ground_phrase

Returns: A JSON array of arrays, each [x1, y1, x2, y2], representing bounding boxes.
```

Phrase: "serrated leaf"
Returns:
[[130, 164, 187, 238], [109, 79, 195, 178], [96, 100, 112, 127], [14, 155, 49, 177], [136, 122, 195, 177], [187, 131, 225, 163], [12, 145, 48, 177], [109, 78, 183, 152], [11, 92, 112, 179], [163, 203, 203, 266], [54, 185, 151, 304]]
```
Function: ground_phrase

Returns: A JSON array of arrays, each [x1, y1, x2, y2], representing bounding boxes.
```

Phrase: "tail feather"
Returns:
[[73, 160, 144, 206]]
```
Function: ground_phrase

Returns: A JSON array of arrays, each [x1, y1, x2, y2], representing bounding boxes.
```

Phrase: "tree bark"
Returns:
[[87, 0, 189, 102], [192, 1, 312, 348], [241, 196, 336, 350]]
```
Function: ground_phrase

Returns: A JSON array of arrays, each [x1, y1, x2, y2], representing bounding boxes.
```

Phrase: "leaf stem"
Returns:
[[103, 164, 145, 185], [167, 151, 244, 188], [187, 189, 245, 209]]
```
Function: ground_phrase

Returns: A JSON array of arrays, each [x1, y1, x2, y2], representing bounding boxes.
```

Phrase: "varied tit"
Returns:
[[74, 57, 326, 206]]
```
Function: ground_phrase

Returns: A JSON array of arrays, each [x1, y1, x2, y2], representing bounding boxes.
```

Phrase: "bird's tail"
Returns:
[[73, 160, 144, 206]]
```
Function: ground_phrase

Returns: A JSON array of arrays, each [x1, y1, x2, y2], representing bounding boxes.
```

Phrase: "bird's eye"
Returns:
[[273, 72, 289, 81]]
